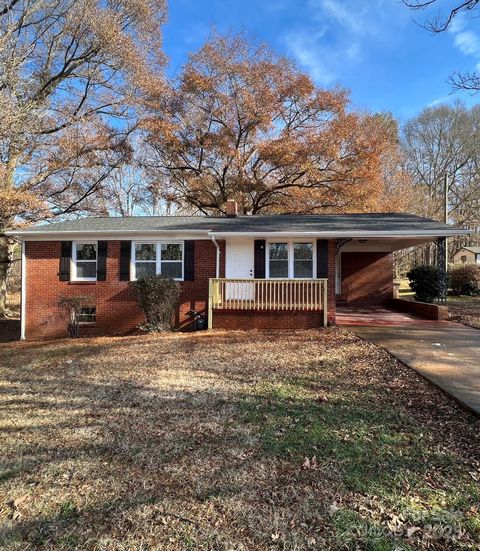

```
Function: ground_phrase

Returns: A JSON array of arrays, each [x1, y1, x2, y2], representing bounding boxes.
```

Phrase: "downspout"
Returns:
[[210, 234, 221, 278]]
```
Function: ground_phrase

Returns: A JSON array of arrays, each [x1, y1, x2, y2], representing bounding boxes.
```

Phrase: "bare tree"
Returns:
[[98, 164, 181, 217], [403, 102, 480, 225], [403, 0, 480, 91], [0, 0, 166, 316], [401, 102, 480, 265]]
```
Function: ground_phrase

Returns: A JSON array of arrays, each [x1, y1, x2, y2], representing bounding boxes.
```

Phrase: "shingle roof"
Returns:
[[8, 213, 469, 236], [463, 246, 480, 254]]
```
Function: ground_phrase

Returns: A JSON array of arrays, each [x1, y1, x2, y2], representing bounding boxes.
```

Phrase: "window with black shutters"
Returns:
[[72, 242, 97, 281]]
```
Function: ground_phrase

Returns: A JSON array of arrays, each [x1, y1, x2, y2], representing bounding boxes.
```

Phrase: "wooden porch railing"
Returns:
[[208, 278, 328, 329]]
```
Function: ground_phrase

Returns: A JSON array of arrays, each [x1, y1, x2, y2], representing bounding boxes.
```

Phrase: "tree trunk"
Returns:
[[0, 238, 15, 318], [0, 149, 19, 317]]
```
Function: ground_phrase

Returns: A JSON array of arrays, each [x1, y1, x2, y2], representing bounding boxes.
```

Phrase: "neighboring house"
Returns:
[[452, 246, 480, 264], [6, 201, 468, 340]]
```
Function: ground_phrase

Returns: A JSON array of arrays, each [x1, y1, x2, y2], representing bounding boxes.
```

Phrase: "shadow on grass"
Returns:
[[0, 332, 479, 550]]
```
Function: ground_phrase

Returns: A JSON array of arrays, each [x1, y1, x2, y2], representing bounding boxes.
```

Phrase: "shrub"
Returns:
[[407, 265, 443, 303], [449, 263, 480, 296], [58, 296, 91, 338], [129, 275, 180, 332]]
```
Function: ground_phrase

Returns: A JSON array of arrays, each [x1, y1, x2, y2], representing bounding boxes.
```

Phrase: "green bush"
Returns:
[[449, 263, 480, 296], [407, 265, 443, 303], [129, 275, 180, 332]]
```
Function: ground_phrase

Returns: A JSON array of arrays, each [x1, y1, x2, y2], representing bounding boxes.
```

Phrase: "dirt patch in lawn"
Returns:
[[0, 330, 479, 550], [448, 296, 480, 330]]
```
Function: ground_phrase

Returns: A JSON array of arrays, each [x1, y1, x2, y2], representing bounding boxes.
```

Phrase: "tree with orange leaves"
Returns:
[[0, 0, 166, 316], [144, 33, 394, 216]]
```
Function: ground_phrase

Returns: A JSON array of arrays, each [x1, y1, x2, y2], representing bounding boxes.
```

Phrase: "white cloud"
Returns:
[[317, 0, 365, 34], [284, 0, 403, 86], [448, 12, 480, 68], [427, 95, 452, 107], [454, 30, 480, 57], [285, 30, 337, 85]]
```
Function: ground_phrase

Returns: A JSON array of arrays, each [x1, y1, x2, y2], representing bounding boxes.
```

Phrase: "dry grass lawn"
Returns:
[[448, 296, 480, 330], [1, 329, 479, 550]]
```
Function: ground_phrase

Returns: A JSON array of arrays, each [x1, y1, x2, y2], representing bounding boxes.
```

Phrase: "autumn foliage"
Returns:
[[144, 34, 395, 215], [0, 0, 167, 315]]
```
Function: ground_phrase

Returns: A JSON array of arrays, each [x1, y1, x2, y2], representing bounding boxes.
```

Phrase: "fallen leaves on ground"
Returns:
[[0, 329, 479, 550]]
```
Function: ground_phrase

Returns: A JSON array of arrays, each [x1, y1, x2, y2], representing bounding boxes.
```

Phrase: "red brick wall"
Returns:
[[341, 251, 393, 306], [212, 310, 324, 330], [24, 238, 339, 339], [388, 298, 449, 320], [177, 240, 225, 330], [25, 240, 225, 340]]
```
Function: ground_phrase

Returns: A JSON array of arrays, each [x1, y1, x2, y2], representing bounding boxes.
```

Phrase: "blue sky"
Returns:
[[163, 0, 480, 122]]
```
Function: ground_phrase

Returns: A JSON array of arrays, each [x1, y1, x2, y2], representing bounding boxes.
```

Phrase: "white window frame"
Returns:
[[72, 241, 98, 281], [131, 241, 184, 281], [266, 240, 316, 279]]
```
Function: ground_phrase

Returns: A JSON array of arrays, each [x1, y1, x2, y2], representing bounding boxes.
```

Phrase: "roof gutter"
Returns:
[[207, 230, 471, 238], [5, 229, 211, 238]]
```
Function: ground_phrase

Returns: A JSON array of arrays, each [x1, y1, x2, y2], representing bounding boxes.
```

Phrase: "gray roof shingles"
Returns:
[[11, 213, 467, 235]]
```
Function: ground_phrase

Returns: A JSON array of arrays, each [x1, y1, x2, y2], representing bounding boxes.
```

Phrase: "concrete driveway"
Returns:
[[337, 307, 480, 416]]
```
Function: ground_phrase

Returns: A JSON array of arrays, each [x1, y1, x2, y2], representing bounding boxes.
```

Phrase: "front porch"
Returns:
[[204, 232, 455, 331], [207, 278, 329, 329]]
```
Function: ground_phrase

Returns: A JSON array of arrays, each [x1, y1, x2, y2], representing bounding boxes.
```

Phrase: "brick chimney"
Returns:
[[225, 199, 238, 217]]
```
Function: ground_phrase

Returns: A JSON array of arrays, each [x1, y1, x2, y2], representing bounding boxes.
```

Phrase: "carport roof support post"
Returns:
[[437, 237, 448, 304]]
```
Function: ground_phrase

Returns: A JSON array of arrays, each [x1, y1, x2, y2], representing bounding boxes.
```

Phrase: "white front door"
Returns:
[[225, 239, 255, 300]]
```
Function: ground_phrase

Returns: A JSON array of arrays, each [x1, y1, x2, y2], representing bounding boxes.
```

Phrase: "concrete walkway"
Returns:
[[337, 307, 480, 416]]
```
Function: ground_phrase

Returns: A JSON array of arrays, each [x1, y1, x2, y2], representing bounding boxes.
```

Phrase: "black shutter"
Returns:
[[97, 241, 108, 281], [119, 241, 131, 281], [59, 241, 72, 281], [184, 240, 195, 281], [254, 240, 266, 278], [316, 239, 328, 278]]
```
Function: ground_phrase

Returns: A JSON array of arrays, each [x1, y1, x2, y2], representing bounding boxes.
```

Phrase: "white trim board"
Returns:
[[10, 230, 469, 242], [20, 240, 26, 340], [9, 232, 212, 241], [209, 230, 469, 238]]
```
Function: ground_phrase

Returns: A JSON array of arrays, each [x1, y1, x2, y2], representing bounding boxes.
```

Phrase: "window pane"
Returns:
[[77, 243, 97, 260], [294, 243, 313, 278], [135, 243, 156, 261], [270, 260, 288, 278], [135, 262, 156, 279], [161, 262, 182, 279], [161, 243, 182, 261], [294, 260, 313, 278], [76, 261, 96, 279], [294, 243, 313, 260], [78, 307, 96, 323], [269, 243, 288, 260]]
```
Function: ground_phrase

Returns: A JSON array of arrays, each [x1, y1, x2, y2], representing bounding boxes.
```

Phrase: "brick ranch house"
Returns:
[[6, 203, 468, 340]]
